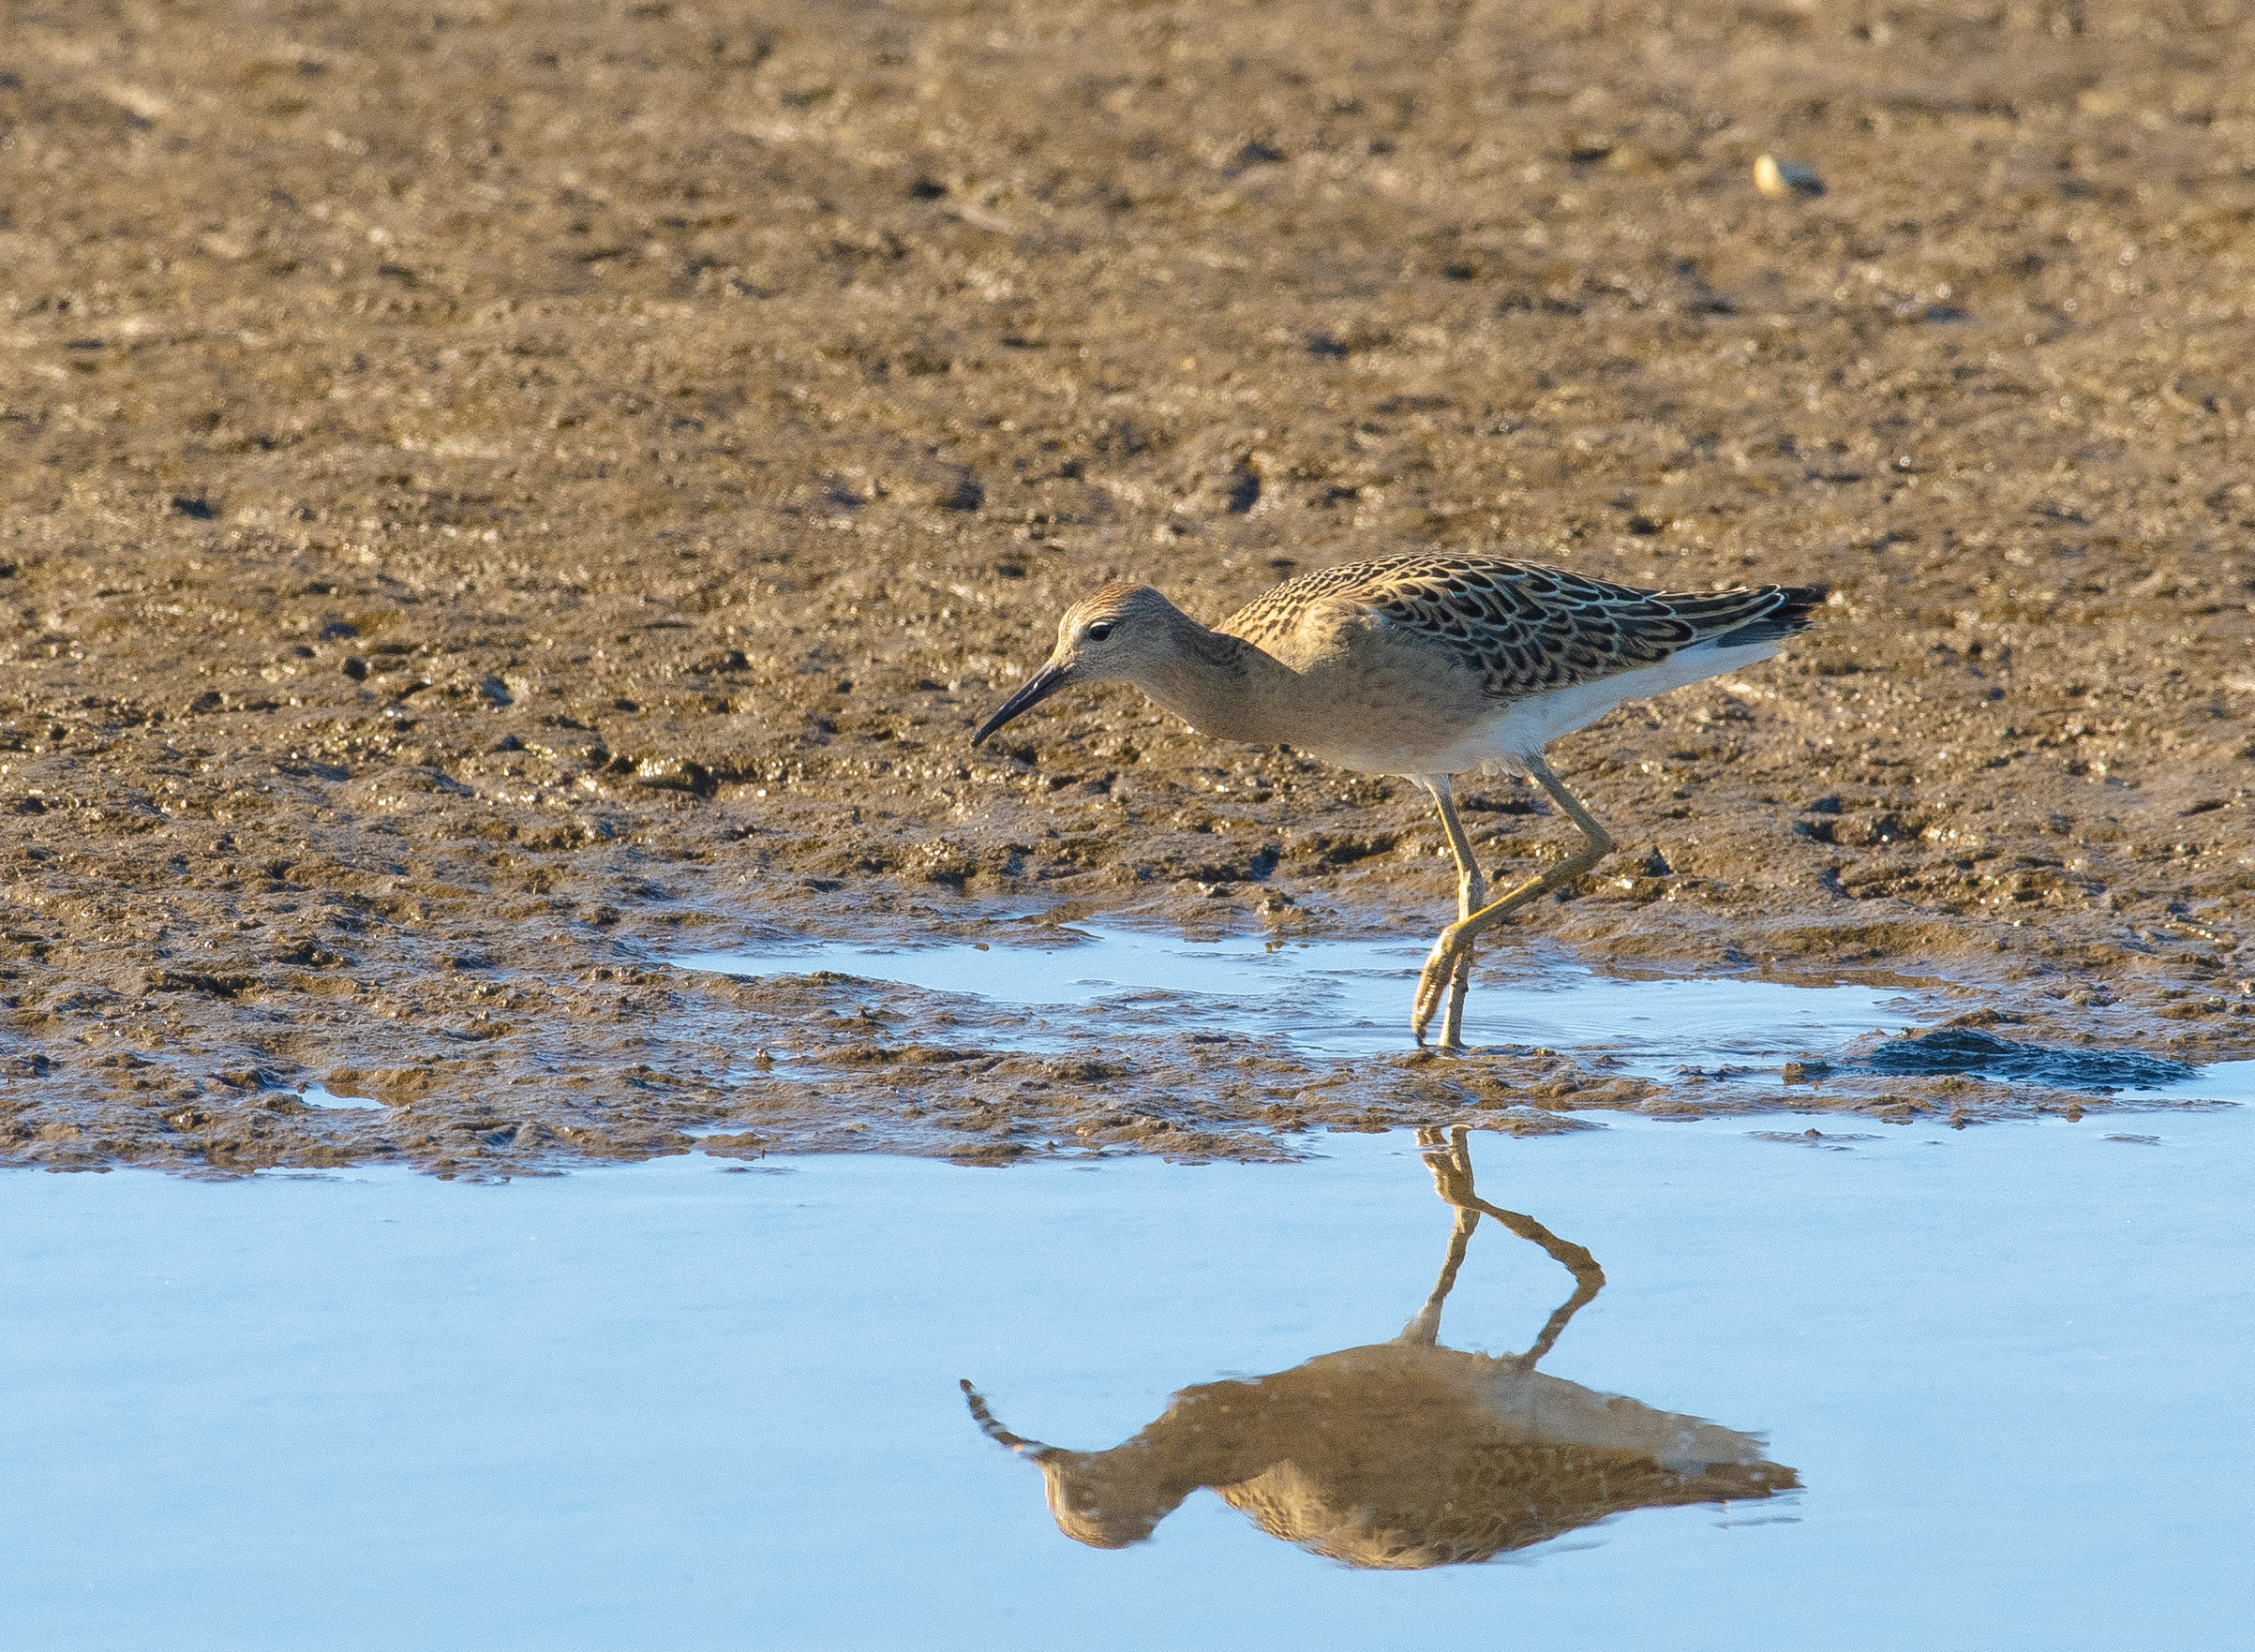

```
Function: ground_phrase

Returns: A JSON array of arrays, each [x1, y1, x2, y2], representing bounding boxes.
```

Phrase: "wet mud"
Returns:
[[3, 2, 2252, 1173]]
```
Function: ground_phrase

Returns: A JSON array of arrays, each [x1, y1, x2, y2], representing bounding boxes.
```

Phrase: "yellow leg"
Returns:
[[1411, 754, 1614, 1049], [1419, 778, 1487, 1051]]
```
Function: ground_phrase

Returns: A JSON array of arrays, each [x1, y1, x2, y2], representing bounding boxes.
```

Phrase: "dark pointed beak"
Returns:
[[971, 660, 1068, 748]]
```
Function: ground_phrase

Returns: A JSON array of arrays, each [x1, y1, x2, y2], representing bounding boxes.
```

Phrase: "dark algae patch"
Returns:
[[1856, 1029, 2198, 1094]]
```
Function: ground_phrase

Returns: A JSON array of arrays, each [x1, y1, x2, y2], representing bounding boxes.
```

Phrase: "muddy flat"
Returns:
[[3, 2, 2251, 1172]]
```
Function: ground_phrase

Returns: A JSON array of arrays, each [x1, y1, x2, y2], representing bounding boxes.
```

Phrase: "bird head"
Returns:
[[970, 583, 1179, 748], [959, 1378, 1187, 1548]]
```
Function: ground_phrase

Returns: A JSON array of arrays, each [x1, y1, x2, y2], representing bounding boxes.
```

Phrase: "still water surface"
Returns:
[[679, 925, 2248, 1097], [5, 1106, 2249, 1650], [676, 925, 1920, 1074]]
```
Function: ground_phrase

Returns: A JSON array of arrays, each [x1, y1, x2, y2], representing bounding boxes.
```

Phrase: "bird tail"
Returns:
[[1707, 583, 1828, 650]]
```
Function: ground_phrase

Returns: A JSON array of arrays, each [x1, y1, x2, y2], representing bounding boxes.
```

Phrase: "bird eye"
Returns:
[[1085, 622, 1113, 641]]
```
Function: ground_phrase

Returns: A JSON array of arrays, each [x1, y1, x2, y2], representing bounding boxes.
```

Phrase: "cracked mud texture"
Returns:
[[3, 0, 2252, 1175]]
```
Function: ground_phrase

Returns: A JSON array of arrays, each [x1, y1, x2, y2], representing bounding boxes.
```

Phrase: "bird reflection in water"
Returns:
[[963, 1126, 1799, 1569]]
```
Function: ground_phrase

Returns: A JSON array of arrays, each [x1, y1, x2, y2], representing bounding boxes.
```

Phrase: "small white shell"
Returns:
[[1754, 155, 1824, 197]]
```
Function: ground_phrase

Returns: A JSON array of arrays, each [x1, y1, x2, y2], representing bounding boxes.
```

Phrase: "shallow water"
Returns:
[[677, 926, 1920, 1077], [677, 926, 2253, 1100], [297, 1081, 381, 1111], [6, 1109, 2250, 1651]]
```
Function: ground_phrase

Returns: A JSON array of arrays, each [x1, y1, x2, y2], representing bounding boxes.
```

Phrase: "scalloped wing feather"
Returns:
[[1222, 556, 1822, 703]]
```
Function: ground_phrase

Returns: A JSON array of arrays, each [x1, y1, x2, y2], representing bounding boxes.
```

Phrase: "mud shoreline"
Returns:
[[3, 2, 2251, 1173]]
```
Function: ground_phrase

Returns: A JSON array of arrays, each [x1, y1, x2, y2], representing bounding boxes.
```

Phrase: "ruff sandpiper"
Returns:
[[973, 555, 1824, 1049]]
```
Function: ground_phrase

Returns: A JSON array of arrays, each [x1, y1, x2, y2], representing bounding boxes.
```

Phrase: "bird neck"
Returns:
[[1139, 613, 1301, 745]]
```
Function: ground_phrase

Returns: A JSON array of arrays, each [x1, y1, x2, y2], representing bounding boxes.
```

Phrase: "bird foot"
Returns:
[[1411, 924, 1474, 1048]]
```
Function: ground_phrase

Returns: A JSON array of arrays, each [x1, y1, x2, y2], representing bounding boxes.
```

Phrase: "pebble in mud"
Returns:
[[1753, 154, 1825, 198], [0, 2, 2250, 1173]]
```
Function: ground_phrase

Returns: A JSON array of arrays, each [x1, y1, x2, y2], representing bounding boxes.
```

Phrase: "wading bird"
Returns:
[[973, 556, 1822, 1048]]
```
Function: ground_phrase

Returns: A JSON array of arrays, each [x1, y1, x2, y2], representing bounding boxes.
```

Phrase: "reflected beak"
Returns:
[[971, 660, 1069, 748], [961, 1378, 1050, 1455]]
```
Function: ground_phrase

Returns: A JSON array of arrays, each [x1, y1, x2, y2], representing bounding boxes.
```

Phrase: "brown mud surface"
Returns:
[[4, 1, 2252, 1175]]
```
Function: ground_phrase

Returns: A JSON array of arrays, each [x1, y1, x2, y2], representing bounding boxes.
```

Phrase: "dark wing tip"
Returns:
[[1770, 582, 1829, 627], [1709, 583, 1829, 650]]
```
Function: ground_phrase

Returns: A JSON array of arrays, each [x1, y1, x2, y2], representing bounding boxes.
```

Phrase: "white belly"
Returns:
[[1411, 637, 1784, 777]]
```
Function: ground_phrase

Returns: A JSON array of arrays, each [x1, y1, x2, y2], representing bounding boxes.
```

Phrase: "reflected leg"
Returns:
[[1418, 1125, 1605, 1366], [1402, 1127, 1483, 1345]]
